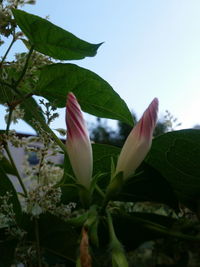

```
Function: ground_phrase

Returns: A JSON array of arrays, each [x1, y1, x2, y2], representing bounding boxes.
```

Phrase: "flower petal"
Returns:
[[115, 98, 158, 180], [66, 92, 93, 188]]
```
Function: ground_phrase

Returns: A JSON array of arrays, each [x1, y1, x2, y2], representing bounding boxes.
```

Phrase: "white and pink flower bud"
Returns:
[[115, 98, 159, 180], [66, 92, 93, 189]]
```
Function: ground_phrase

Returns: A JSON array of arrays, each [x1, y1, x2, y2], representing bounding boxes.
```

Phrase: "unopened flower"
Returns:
[[66, 92, 93, 189], [115, 98, 158, 180]]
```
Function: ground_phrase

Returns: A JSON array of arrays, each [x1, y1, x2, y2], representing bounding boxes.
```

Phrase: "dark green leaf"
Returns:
[[0, 166, 22, 223], [116, 163, 179, 211], [111, 211, 199, 251], [58, 154, 80, 205], [12, 9, 102, 60], [0, 83, 15, 104], [0, 156, 17, 175], [147, 129, 200, 211], [35, 63, 133, 125], [92, 144, 120, 176]]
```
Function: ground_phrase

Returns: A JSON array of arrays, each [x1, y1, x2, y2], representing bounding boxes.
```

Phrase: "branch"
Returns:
[[0, 34, 16, 68], [15, 46, 34, 87]]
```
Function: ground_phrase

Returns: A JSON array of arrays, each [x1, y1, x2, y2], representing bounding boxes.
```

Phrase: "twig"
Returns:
[[6, 107, 14, 134], [4, 143, 28, 197], [15, 46, 34, 87], [0, 34, 16, 68]]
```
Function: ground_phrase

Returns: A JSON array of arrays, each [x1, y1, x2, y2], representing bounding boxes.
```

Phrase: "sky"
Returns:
[[1, 0, 200, 134]]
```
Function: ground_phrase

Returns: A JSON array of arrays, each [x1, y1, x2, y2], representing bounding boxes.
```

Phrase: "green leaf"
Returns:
[[0, 156, 17, 175], [116, 163, 179, 211], [35, 63, 133, 125], [20, 96, 46, 132], [147, 129, 200, 211], [58, 154, 80, 205], [111, 211, 199, 251], [0, 166, 22, 223], [0, 83, 15, 104], [12, 9, 102, 60]]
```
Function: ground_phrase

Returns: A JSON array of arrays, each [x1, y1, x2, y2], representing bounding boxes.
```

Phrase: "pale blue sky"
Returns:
[[1, 0, 200, 133]]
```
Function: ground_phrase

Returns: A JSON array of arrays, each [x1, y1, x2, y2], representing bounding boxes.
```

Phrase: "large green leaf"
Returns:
[[12, 9, 102, 60], [35, 63, 133, 125], [0, 166, 22, 222], [111, 211, 199, 251], [147, 129, 200, 211], [116, 163, 179, 210]]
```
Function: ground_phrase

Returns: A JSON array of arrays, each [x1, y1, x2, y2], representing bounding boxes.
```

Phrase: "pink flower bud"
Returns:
[[66, 92, 93, 188], [115, 98, 159, 180]]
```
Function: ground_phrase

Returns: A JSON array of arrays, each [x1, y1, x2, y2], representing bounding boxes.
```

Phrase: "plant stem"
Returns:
[[95, 184, 105, 198], [1, 80, 67, 153], [6, 107, 14, 134], [0, 35, 16, 68], [4, 143, 28, 197], [144, 222, 200, 241], [0, 50, 67, 153], [31, 107, 67, 153], [15, 46, 34, 87], [106, 210, 117, 240], [35, 218, 42, 267]]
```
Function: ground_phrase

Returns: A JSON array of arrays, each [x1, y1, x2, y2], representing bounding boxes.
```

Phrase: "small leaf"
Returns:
[[35, 63, 133, 125], [12, 9, 102, 60]]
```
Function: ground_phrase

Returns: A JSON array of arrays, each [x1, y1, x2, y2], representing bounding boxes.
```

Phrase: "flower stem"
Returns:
[[15, 46, 34, 88], [0, 47, 67, 154], [106, 210, 116, 240], [6, 107, 14, 134], [0, 34, 16, 68], [4, 143, 27, 197]]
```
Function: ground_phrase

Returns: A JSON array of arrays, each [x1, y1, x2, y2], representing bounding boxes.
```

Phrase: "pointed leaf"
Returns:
[[115, 163, 179, 211], [12, 9, 102, 60], [112, 211, 199, 251], [35, 63, 133, 125]]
